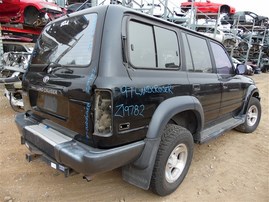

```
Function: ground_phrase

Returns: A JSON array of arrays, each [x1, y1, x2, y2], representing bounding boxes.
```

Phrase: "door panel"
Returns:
[[209, 41, 245, 118], [218, 75, 245, 117], [182, 33, 221, 126], [187, 73, 222, 124]]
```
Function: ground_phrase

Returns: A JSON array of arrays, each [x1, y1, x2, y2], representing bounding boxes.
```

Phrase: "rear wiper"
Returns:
[[42, 62, 62, 73], [50, 66, 73, 74]]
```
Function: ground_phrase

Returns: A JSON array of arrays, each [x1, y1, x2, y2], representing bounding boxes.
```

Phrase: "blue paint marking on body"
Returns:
[[84, 67, 97, 138], [86, 67, 97, 94], [85, 102, 91, 138], [120, 85, 173, 98], [115, 104, 145, 117]]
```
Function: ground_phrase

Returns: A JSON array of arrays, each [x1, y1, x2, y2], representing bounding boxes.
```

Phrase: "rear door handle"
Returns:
[[222, 83, 228, 89], [193, 84, 200, 91]]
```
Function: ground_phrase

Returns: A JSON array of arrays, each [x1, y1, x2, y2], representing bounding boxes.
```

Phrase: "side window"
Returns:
[[128, 20, 179, 69], [186, 34, 213, 73], [128, 21, 156, 68], [210, 42, 234, 74], [155, 26, 179, 68], [182, 33, 193, 70]]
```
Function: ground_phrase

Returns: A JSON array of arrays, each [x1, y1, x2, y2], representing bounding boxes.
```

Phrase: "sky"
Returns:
[[177, 0, 268, 17]]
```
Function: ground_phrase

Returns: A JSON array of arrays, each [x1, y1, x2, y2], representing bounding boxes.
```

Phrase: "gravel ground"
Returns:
[[0, 73, 268, 202]]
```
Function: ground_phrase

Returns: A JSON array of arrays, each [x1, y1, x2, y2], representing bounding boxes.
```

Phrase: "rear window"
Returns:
[[31, 13, 97, 66]]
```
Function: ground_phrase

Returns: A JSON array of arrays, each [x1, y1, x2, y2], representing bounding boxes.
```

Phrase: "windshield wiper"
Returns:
[[42, 62, 62, 72], [50, 66, 74, 74], [42, 62, 74, 74], [41, 34, 84, 73]]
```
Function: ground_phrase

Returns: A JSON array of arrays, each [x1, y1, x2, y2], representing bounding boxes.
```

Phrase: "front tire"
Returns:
[[150, 124, 194, 196], [235, 97, 261, 133]]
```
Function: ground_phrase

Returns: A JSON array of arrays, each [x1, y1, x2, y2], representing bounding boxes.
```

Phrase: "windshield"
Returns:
[[31, 13, 97, 66]]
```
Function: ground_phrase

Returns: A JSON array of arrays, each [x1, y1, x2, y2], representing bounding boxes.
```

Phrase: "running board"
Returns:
[[200, 116, 245, 143]]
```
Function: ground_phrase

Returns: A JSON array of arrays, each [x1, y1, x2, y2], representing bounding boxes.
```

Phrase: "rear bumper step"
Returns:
[[15, 113, 145, 176]]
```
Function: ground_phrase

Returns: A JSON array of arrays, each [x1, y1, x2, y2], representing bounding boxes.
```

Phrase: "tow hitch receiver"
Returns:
[[26, 153, 41, 162], [25, 152, 74, 177]]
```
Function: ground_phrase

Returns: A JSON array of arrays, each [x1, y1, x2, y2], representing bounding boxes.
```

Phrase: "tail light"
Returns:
[[93, 90, 112, 137]]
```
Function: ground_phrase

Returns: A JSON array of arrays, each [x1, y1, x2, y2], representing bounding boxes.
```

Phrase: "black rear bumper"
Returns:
[[15, 113, 145, 176]]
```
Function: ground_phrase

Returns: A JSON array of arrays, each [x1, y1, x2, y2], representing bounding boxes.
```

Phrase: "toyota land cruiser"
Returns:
[[15, 5, 261, 196]]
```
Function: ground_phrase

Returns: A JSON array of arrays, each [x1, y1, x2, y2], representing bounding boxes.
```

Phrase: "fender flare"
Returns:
[[136, 96, 204, 168], [146, 96, 204, 139], [239, 85, 260, 115], [122, 96, 204, 190]]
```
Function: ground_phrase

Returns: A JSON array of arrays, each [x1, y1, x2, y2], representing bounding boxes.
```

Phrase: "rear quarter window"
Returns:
[[128, 20, 180, 69]]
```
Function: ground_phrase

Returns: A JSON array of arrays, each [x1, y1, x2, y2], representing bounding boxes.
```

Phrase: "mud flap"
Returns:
[[122, 138, 160, 190]]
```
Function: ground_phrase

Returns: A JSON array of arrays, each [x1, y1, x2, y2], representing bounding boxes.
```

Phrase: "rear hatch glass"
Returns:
[[31, 13, 97, 66]]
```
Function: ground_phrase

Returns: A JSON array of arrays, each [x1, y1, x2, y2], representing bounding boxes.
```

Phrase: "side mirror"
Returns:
[[236, 64, 247, 75]]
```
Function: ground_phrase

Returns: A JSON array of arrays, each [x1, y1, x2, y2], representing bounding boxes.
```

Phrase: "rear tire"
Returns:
[[235, 97, 261, 133], [150, 124, 194, 196]]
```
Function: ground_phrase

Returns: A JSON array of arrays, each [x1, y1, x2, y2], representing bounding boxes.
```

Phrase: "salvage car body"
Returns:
[[0, 0, 64, 27], [181, 0, 235, 14], [222, 11, 268, 27], [0, 41, 34, 110], [15, 5, 261, 196], [195, 25, 225, 42]]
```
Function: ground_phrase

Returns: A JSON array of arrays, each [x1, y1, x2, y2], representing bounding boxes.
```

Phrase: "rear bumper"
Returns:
[[15, 113, 145, 176]]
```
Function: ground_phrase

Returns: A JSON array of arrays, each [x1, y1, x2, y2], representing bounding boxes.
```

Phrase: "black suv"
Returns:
[[15, 5, 261, 196]]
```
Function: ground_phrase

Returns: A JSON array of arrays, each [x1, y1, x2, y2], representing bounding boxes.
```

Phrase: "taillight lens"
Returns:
[[93, 90, 112, 137]]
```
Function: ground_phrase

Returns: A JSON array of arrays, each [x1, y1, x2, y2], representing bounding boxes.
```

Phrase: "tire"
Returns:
[[150, 124, 194, 196], [235, 97, 261, 133]]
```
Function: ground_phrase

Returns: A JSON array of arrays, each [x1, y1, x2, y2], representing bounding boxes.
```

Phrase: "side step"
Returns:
[[200, 116, 245, 143]]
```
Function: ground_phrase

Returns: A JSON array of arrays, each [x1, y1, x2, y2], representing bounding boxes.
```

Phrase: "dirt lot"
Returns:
[[0, 73, 268, 202]]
